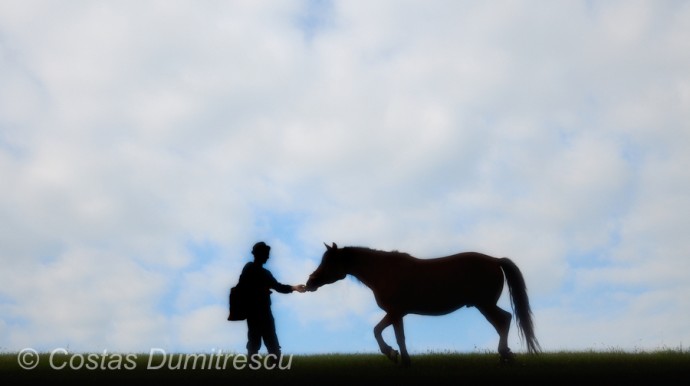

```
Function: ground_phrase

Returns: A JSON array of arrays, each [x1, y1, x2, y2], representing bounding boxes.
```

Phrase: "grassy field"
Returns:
[[2, 350, 689, 384]]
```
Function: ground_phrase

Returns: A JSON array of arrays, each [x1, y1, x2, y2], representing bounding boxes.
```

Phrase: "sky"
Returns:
[[1, 0, 689, 356]]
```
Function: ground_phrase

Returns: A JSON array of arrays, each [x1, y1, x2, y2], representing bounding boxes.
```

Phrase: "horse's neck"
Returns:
[[345, 249, 400, 290]]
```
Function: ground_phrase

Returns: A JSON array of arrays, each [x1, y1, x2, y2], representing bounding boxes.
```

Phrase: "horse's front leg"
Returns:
[[373, 314, 398, 363], [392, 317, 411, 367]]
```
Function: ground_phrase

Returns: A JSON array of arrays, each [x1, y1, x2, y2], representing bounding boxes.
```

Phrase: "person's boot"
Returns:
[[266, 350, 281, 368]]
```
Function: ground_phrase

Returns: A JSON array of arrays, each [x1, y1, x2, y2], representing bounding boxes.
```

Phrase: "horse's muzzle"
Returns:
[[305, 276, 319, 292]]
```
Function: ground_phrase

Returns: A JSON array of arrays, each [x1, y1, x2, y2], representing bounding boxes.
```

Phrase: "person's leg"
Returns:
[[246, 314, 262, 357], [261, 309, 281, 358]]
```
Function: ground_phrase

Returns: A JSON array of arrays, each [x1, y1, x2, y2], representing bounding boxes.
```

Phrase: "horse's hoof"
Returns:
[[401, 356, 411, 368], [387, 349, 399, 363], [499, 349, 515, 364]]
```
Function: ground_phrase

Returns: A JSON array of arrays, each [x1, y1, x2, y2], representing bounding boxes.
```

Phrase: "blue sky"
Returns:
[[1, 0, 689, 356]]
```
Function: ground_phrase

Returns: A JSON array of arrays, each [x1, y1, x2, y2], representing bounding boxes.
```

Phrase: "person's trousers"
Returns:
[[246, 307, 281, 357]]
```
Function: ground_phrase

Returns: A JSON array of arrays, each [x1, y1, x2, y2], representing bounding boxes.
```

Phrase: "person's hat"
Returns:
[[252, 241, 270, 255]]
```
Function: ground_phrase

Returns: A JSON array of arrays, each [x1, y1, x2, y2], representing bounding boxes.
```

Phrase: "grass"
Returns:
[[2, 349, 689, 384]]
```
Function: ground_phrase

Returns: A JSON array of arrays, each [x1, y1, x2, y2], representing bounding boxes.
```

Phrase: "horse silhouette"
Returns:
[[305, 243, 541, 367]]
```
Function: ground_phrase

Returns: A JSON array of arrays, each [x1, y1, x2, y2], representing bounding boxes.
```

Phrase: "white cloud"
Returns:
[[0, 248, 168, 352]]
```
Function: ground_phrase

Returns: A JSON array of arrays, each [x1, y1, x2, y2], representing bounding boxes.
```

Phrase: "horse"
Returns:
[[305, 243, 541, 367]]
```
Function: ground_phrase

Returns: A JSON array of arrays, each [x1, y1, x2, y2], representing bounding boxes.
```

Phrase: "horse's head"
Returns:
[[305, 243, 348, 292]]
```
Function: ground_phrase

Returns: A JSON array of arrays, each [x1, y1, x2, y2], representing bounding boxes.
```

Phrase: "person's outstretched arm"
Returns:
[[265, 270, 305, 294]]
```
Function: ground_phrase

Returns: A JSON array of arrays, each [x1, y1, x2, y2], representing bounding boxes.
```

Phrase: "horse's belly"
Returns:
[[376, 293, 466, 316], [410, 303, 467, 316], [405, 295, 469, 315]]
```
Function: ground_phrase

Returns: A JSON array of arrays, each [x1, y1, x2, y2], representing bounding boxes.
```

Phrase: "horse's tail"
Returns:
[[499, 257, 541, 354]]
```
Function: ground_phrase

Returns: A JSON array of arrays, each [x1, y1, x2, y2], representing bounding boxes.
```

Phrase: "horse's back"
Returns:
[[419, 251, 501, 275]]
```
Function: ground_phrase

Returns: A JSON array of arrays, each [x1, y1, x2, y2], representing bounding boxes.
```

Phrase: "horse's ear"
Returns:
[[332, 242, 338, 249], [324, 242, 331, 250]]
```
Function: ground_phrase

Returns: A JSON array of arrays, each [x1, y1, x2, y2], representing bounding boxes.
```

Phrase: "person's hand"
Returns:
[[293, 284, 306, 293]]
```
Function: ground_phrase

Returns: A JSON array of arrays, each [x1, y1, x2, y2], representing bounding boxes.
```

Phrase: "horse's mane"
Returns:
[[342, 246, 415, 261], [339, 247, 416, 287]]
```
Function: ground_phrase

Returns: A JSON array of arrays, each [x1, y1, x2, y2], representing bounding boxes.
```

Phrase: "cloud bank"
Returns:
[[1, 0, 689, 354]]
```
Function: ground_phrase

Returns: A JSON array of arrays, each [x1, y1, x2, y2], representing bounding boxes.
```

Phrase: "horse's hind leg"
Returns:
[[374, 314, 399, 363], [392, 317, 411, 367], [476, 304, 514, 363]]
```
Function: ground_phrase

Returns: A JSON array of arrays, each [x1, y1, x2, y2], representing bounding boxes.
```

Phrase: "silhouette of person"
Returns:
[[238, 241, 305, 359]]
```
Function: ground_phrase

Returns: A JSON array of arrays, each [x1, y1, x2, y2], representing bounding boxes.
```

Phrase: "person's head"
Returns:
[[251, 241, 271, 265]]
